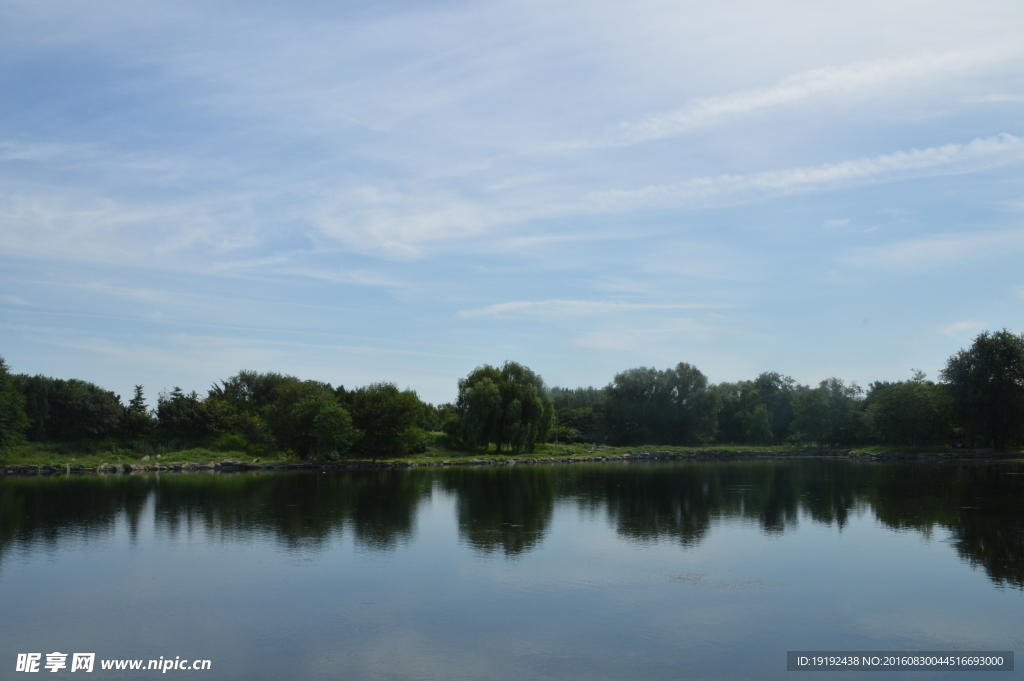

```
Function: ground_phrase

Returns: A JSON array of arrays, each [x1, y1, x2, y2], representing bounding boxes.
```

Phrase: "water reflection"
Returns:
[[1, 461, 1022, 587], [441, 467, 556, 555]]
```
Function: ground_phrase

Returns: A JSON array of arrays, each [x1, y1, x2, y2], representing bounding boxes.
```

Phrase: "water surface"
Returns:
[[1, 460, 1022, 680]]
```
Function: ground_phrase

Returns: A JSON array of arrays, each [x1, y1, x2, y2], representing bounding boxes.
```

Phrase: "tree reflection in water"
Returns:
[[1, 460, 1021, 587]]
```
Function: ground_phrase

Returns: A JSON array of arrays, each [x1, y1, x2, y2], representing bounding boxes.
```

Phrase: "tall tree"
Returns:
[[452, 362, 553, 453], [941, 329, 1024, 450], [792, 378, 862, 448], [209, 370, 297, 415], [865, 371, 952, 449], [752, 372, 798, 444], [12, 375, 122, 440], [264, 381, 354, 460], [349, 382, 425, 458], [0, 356, 29, 453], [157, 387, 216, 438], [605, 363, 717, 446], [120, 385, 156, 439]]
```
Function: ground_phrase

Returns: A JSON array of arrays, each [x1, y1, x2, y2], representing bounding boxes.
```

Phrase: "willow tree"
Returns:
[[604, 362, 718, 446], [452, 362, 553, 453]]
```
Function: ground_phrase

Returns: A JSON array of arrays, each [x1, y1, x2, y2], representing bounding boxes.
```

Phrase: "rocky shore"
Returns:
[[1, 447, 1019, 476]]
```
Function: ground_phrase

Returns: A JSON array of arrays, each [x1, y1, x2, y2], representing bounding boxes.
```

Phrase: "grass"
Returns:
[[1, 438, 1001, 469]]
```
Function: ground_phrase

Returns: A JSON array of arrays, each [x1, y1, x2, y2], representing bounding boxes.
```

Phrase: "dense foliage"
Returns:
[[0, 357, 29, 453], [547, 329, 1024, 451], [941, 329, 1024, 450], [3, 328, 1024, 458], [13, 374, 123, 440], [347, 383, 426, 459], [1, 364, 432, 460], [446, 362, 553, 453], [264, 381, 354, 459], [603, 363, 717, 446]]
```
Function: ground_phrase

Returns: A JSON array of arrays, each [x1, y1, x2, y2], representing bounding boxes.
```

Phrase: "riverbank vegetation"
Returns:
[[1, 329, 1023, 463]]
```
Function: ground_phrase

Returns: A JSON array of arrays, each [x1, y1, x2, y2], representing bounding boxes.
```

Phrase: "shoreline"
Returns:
[[3, 448, 1021, 477]]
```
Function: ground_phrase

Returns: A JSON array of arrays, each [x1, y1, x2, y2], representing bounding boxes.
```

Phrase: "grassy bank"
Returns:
[[4, 439, 1017, 472]]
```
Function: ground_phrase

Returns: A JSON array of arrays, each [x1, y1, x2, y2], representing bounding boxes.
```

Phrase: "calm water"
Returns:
[[1, 460, 1022, 680]]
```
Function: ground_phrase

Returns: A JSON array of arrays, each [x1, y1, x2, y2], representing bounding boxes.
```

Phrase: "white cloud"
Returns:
[[940, 321, 986, 337], [572, 317, 720, 351], [310, 135, 1024, 258], [843, 228, 1024, 270], [584, 134, 1024, 212], [311, 187, 500, 259], [459, 299, 722, 319], [80, 282, 175, 305], [970, 94, 1024, 103], [0, 140, 97, 163], [612, 47, 1023, 145], [0, 192, 254, 266]]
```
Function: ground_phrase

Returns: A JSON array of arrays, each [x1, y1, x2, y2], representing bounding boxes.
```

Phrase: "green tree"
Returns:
[[605, 363, 717, 445], [13, 375, 122, 440], [714, 373, 798, 445], [742, 404, 773, 444], [120, 385, 155, 440], [714, 381, 745, 443], [792, 378, 862, 448], [457, 367, 503, 449], [753, 372, 798, 444], [0, 356, 29, 453], [208, 370, 297, 415], [941, 329, 1024, 450], [452, 362, 553, 453], [157, 387, 216, 438], [349, 382, 425, 459], [553, 407, 606, 444], [264, 381, 354, 459], [865, 371, 952, 449]]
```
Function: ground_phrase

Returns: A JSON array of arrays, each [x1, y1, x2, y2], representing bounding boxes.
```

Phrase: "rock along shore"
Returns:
[[1, 448, 1019, 477]]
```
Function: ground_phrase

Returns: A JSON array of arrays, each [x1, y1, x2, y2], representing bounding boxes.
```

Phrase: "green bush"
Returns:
[[213, 433, 249, 452]]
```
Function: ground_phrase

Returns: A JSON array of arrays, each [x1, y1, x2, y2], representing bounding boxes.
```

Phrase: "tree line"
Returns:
[[1, 328, 1023, 457], [552, 329, 1024, 451], [0, 366, 439, 460]]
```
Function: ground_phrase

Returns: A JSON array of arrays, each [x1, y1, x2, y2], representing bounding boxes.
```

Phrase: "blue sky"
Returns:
[[1, 0, 1023, 404]]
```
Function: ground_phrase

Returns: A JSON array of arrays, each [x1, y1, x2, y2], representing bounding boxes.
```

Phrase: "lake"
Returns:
[[1, 459, 1022, 680]]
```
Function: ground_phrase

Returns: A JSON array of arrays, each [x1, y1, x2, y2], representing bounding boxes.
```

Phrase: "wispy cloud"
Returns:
[[970, 94, 1024, 104], [843, 228, 1024, 270], [311, 187, 502, 259], [940, 321, 986, 337], [310, 135, 1024, 258], [584, 134, 1024, 212], [0, 192, 250, 265], [4, 0, 1024, 401], [572, 317, 721, 351], [458, 299, 722, 318], [610, 47, 1024, 146], [80, 282, 175, 304], [0, 140, 97, 163]]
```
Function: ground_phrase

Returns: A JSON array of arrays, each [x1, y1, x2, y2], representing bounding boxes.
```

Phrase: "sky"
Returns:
[[1, 0, 1023, 405]]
